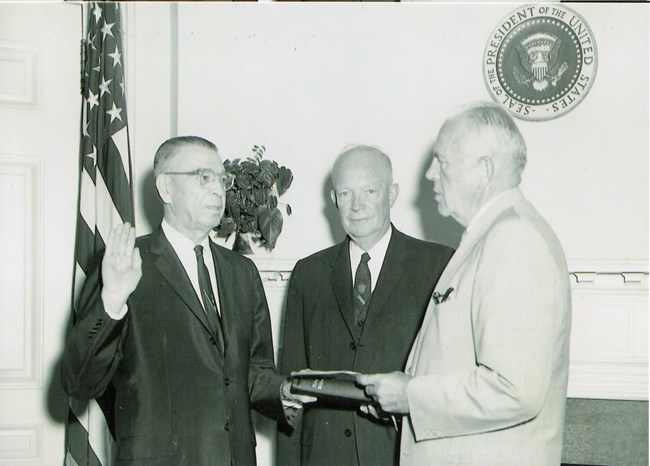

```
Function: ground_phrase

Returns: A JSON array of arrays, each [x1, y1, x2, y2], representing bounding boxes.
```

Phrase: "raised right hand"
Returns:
[[101, 222, 142, 315]]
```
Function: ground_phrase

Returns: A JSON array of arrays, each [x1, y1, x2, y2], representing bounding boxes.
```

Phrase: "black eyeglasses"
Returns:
[[164, 169, 236, 190]]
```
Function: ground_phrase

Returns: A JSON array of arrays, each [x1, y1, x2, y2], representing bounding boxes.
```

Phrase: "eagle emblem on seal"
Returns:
[[484, 4, 597, 120], [514, 32, 569, 91]]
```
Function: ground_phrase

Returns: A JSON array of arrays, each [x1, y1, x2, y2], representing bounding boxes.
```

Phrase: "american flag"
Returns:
[[65, 3, 134, 465]]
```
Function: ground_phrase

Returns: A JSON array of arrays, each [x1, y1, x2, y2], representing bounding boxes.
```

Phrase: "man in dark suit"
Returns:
[[61, 136, 305, 465], [276, 145, 454, 466]]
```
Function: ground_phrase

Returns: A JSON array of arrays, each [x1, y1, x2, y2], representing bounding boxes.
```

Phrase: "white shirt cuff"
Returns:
[[105, 304, 129, 320]]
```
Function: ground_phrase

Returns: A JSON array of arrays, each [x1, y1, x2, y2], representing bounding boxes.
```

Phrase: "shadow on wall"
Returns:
[[322, 174, 346, 244], [47, 254, 117, 434], [140, 168, 164, 233], [47, 301, 76, 426], [414, 145, 464, 250]]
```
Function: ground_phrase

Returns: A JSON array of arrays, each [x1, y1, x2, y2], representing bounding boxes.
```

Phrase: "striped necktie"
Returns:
[[353, 252, 371, 327]]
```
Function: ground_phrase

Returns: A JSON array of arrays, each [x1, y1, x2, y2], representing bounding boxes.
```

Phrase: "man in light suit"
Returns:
[[358, 102, 572, 465], [62, 136, 305, 465], [277, 145, 454, 466]]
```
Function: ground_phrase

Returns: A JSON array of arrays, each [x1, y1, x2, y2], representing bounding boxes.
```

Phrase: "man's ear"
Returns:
[[330, 189, 338, 208], [477, 156, 494, 189], [389, 183, 400, 207], [156, 174, 172, 205]]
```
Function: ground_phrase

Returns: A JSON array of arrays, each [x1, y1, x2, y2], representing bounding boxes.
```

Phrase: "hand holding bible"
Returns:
[[356, 371, 411, 414]]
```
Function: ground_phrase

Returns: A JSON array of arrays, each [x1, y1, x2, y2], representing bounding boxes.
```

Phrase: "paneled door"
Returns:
[[0, 4, 81, 464]]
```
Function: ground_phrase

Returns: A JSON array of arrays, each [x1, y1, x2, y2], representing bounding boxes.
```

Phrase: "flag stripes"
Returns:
[[96, 132, 133, 220], [65, 409, 102, 466], [65, 2, 134, 465]]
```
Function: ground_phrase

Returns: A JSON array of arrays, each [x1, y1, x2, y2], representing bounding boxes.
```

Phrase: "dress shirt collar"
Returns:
[[465, 188, 515, 235], [161, 219, 218, 308], [349, 227, 392, 291], [162, 218, 210, 253]]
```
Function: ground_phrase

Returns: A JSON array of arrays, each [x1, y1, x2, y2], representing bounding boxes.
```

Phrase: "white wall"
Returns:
[[126, 0, 650, 386], [147, 2, 648, 268], [126, 3, 175, 234]]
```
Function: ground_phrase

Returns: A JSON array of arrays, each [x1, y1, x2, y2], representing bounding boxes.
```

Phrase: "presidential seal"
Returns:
[[483, 4, 597, 121]]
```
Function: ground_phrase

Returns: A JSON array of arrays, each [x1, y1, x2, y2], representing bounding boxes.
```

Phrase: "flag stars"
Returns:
[[108, 46, 122, 69], [85, 147, 97, 167], [92, 3, 102, 24], [88, 32, 97, 52], [101, 21, 115, 40], [98, 76, 112, 97], [87, 90, 99, 109], [106, 102, 123, 123], [92, 51, 102, 74]]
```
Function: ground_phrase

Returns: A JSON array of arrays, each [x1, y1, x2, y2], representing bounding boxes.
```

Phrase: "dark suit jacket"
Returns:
[[61, 227, 286, 466], [277, 226, 454, 466]]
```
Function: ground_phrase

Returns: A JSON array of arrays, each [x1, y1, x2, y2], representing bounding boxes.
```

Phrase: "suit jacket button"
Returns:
[[349, 342, 357, 350], [224, 421, 230, 431], [210, 337, 217, 346], [344, 428, 352, 437], [224, 377, 231, 386]]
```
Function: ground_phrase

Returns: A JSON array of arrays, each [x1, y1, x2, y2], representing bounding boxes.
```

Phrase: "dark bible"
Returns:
[[290, 370, 372, 404]]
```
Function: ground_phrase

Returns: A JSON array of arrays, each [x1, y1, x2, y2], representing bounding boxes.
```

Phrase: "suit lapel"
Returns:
[[330, 239, 357, 341], [434, 188, 525, 292], [150, 227, 217, 339], [411, 189, 527, 373], [209, 242, 232, 350], [363, 228, 404, 328]]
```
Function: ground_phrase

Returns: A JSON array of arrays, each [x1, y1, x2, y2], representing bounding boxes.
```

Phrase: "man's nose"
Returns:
[[426, 159, 440, 180], [350, 194, 364, 211]]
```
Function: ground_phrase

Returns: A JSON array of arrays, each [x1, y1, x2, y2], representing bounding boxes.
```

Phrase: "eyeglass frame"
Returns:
[[163, 169, 236, 190]]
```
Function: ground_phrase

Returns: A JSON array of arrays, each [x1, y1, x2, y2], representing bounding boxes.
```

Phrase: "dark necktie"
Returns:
[[194, 245, 223, 347], [353, 252, 371, 326]]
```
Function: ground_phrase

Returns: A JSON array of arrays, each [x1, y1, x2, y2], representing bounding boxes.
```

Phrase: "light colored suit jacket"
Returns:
[[401, 188, 571, 466]]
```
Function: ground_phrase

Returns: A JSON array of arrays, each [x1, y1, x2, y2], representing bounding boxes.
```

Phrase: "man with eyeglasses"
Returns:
[[61, 136, 309, 465]]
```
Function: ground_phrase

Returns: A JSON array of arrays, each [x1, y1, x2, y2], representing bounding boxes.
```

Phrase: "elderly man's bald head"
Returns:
[[329, 144, 398, 251], [331, 145, 393, 188]]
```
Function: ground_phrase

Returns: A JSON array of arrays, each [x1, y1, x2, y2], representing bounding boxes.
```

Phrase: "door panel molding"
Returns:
[[0, 155, 43, 388]]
